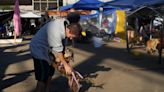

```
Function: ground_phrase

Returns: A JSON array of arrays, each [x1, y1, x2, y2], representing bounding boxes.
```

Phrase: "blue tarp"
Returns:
[[80, 9, 116, 20], [104, 0, 136, 9], [104, 0, 164, 9], [73, 0, 103, 10], [60, 0, 129, 11], [60, 0, 164, 11], [60, 4, 73, 11], [133, 0, 164, 6], [60, 0, 103, 11]]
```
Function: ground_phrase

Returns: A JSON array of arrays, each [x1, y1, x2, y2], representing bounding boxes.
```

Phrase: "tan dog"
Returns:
[[146, 38, 159, 54], [51, 48, 83, 92]]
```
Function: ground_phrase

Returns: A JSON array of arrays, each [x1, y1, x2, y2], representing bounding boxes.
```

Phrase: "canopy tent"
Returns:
[[127, 6, 160, 31], [60, 0, 118, 32], [127, 6, 159, 17], [60, 0, 164, 12], [133, 0, 164, 7], [103, 0, 136, 9], [80, 9, 116, 20], [60, 0, 118, 11], [60, 0, 104, 11], [59, 0, 118, 28], [60, 4, 74, 11], [132, 0, 164, 15], [20, 12, 41, 18], [126, 2, 164, 25], [104, 0, 164, 10], [73, 0, 103, 10]]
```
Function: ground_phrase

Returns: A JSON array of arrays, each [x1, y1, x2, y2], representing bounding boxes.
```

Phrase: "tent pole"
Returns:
[[14, 31, 17, 45], [125, 13, 130, 52], [99, 7, 103, 35], [158, 15, 164, 64]]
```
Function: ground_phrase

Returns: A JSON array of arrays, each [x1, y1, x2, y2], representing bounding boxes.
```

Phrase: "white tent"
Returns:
[[20, 12, 41, 18]]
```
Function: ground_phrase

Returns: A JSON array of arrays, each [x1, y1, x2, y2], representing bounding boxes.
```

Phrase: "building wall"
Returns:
[[1, 0, 84, 12], [33, 0, 63, 12], [63, 0, 79, 6], [0, 0, 32, 5], [0, 0, 64, 13]]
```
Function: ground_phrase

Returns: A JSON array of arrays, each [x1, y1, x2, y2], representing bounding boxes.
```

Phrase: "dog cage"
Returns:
[[126, 5, 164, 64]]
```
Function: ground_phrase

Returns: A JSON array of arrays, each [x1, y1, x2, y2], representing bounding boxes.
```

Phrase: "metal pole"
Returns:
[[125, 13, 130, 52], [47, 0, 49, 10], [57, 0, 59, 11], [99, 7, 103, 35], [32, 0, 34, 12], [63, 0, 67, 6], [40, 0, 41, 12], [158, 15, 164, 64]]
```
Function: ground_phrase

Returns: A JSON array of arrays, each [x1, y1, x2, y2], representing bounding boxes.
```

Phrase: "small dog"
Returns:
[[146, 38, 159, 54], [51, 48, 83, 92], [156, 38, 164, 51]]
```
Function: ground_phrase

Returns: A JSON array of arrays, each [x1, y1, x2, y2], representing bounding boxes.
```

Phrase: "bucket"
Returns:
[[93, 36, 103, 48]]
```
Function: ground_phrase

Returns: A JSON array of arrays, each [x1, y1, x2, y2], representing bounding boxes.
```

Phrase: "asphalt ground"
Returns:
[[0, 36, 164, 92]]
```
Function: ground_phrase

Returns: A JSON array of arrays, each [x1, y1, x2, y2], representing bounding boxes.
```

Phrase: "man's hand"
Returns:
[[56, 52, 73, 74], [63, 62, 73, 75]]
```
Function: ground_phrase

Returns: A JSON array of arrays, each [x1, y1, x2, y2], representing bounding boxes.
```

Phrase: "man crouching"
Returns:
[[30, 16, 82, 92]]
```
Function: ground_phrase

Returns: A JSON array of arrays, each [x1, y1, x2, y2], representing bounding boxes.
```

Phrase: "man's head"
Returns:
[[65, 23, 82, 40]]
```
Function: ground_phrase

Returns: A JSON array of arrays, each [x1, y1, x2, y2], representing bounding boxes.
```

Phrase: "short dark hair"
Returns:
[[67, 12, 80, 24], [67, 23, 82, 37]]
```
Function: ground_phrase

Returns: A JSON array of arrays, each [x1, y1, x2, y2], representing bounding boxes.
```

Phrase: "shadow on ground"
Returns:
[[0, 42, 33, 91], [1, 38, 164, 92], [48, 42, 164, 92]]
